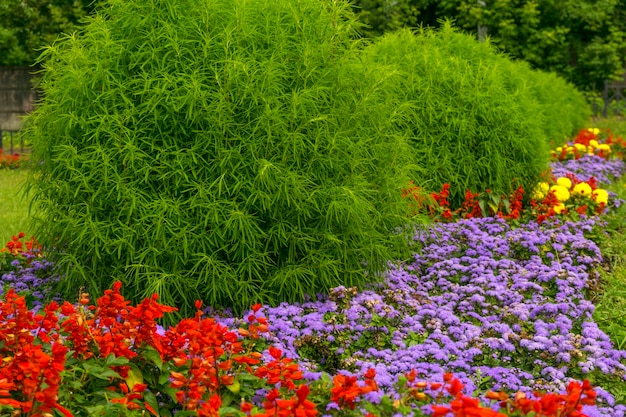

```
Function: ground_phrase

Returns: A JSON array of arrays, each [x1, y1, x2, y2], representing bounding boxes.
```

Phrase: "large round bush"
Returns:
[[24, 0, 419, 316], [364, 24, 552, 207], [523, 68, 592, 147]]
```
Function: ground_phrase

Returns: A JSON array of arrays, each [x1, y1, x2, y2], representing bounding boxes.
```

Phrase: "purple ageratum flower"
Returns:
[[551, 154, 626, 184], [1, 255, 63, 311], [196, 165, 625, 417]]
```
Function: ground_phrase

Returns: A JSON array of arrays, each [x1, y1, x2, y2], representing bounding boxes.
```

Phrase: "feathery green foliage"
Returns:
[[363, 23, 551, 207], [23, 0, 421, 317], [522, 68, 592, 147]]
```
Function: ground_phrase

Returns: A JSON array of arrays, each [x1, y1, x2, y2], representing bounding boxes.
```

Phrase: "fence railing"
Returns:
[[0, 129, 27, 155], [0, 66, 37, 155], [601, 78, 626, 118], [587, 76, 626, 118]]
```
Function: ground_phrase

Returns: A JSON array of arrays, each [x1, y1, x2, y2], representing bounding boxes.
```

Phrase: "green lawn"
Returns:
[[0, 168, 35, 245], [592, 171, 626, 351]]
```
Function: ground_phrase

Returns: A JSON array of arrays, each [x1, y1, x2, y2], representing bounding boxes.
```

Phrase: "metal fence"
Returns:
[[0, 66, 37, 154], [600, 77, 626, 118], [586, 74, 626, 118]]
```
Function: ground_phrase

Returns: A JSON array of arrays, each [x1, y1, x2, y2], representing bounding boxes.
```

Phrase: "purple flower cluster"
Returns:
[[224, 216, 626, 416], [0, 253, 62, 311], [551, 154, 626, 184]]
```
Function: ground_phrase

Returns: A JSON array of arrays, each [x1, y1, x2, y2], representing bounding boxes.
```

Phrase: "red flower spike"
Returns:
[[431, 405, 452, 417], [241, 401, 254, 413], [446, 378, 464, 396], [364, 368, 376, 379], [405, 370, 417, 383]]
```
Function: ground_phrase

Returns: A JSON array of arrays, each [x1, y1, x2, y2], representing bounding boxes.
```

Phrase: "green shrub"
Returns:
[[23, 0, 421, 317], [363, 23, 551, 207], [522, 67, 592, 147]]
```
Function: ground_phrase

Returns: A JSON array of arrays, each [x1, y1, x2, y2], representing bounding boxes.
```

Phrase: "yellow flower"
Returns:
[[572, 182, 592, 197], [589, 139, 599, 148], [532, 182, 550, 200], [574, 143, 587, 153], [553, 203, 566, 214], [556, 177, 572, 189], [555, 146, 563, 153], [550, 185, 570, 202], [598, 144, 611, 152], [592, 188, 609, 205]]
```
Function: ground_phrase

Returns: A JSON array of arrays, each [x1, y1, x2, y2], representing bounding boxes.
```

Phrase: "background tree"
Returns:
[[0, 0, 103, 66], [351, 0, 626, 92]]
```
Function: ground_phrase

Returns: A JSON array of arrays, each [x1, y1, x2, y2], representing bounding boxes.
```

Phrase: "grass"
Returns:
[[592, 115, 626, 136], [588, 118, 626, 352], [591, 170, 626, 349], [0, 167, 35, 245]]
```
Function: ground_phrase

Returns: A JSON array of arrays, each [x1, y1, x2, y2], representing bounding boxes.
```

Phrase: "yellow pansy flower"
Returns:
[[550, 185, 570, 202], [572, 182, 592, 197], [592, 188, 609, 205], [556, 177, 572, 189]]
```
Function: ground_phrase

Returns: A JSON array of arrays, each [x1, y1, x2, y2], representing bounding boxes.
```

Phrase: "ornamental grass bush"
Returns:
[[522, 67, 592, 147], [23, 0, 420, 317], [363, 23, 551, 207]]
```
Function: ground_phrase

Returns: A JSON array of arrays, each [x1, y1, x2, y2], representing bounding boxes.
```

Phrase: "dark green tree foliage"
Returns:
[[363, 24, 550, 207], [351, 0, 626, 92], [24, 0, 419, 316], [0, 0, 103, 66]]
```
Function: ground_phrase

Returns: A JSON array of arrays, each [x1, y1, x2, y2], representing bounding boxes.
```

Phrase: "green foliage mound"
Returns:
[[363, 23, 551, 207], [522, 68, 592, 147], [24, 0, 419, 316]]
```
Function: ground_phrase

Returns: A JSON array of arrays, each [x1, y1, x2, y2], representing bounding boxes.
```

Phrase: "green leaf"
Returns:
[[143, 390, 160, 415], [86, 366, 121, 380], [219, 406, 242, 416], [159, 371, 172, 385], [105, 354, 130, 367], [125, 366, 144, 390], [140, 345, 164, 369], [225, 379, 241, 394]]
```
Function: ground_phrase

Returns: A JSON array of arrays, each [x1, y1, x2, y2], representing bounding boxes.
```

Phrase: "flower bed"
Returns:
[[1, 128, 625, 416]]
